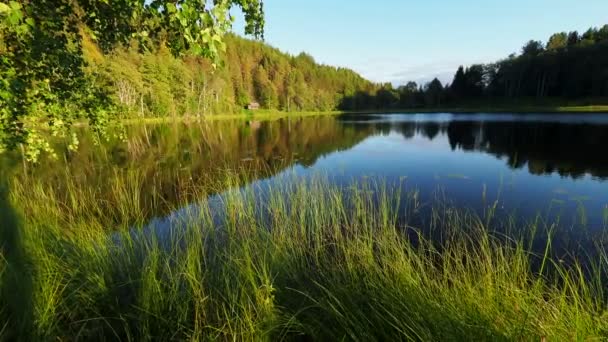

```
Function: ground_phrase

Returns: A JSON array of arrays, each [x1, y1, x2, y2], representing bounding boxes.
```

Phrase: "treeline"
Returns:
[[343, 24, 608, 110], [89, 34, 378, 116], [17, 21, 608, 122]]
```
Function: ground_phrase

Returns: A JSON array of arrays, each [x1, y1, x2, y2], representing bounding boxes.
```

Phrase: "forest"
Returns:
[[357, 24, 608, 110], [2, 1, 607, 159], [95, 34, 377, 117], [98, 23, 608, 114], [4, 3, 608, 341]]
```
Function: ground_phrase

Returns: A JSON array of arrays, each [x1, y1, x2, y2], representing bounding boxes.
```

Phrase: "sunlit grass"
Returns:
[[1, 169, 608, 340]]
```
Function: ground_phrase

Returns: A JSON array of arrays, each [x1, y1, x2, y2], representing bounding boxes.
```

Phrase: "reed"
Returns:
[[1, 170, 607, 341]]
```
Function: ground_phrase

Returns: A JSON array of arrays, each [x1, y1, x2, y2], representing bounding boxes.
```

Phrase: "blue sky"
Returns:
[[232, 0, 608, 86]]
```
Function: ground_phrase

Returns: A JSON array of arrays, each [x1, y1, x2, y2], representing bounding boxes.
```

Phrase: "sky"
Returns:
[[232, 0, 608, 86]]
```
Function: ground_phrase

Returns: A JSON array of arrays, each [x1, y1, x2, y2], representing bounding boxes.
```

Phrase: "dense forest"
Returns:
[[89, 34, 377, 117], [100, 23, 608, 114], [2, 0, 608, 160], [353, 24, 608, 109], [1, 0, 375, 158], [0, 0, 266, 159]]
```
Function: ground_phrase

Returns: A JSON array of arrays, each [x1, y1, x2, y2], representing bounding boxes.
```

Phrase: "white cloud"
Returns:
[[355, 58, 495, 87]]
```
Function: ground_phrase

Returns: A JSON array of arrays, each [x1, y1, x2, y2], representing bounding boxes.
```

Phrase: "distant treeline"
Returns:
[[340, 24, 608, 110], [91, 34, 377, 116], [92, 24, 608, 116]]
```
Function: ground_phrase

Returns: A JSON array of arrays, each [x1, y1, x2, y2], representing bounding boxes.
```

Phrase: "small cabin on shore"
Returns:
[[246, 102, 260, 110]]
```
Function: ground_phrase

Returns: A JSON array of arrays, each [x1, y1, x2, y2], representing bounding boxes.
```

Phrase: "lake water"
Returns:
[[21, 113, 608, 251], [326, 113, 608, 228]]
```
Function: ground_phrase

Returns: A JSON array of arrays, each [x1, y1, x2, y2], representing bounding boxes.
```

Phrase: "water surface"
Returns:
[[18, 113, 608, 249]]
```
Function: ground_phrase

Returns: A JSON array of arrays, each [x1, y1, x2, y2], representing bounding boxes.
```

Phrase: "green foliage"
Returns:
[[424, 78, 445, 107], [94, 34, 377, 116], [384, 23, 608, 110], [254, 65, 278, 109], [546, 32, 568, 51], [0, 0, 108, 160], [0, 0, 264, 160], [521, 40, 544, 56], [483, 27, 608, 99]]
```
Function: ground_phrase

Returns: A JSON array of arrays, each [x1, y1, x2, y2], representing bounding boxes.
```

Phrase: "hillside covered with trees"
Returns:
[[2, 0, 607, 161], [90, 34, 378, 117], [96, 23, 608, 116], [0, 0, 265, 159], [1, 1, 381, 159]]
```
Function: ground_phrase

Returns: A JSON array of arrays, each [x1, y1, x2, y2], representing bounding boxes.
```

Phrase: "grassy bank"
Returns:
[[153, 105, 608, 120], [129, 105, 608, 125], [1, 169, 607, 341], [127, 110, 344, 125], [70, 110, 343, 128], [75, 105, 608, 128]]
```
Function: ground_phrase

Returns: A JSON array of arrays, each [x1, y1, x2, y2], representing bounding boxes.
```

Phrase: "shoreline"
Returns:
[[344, 105, 608, 115], [77, 105, 608, 127]]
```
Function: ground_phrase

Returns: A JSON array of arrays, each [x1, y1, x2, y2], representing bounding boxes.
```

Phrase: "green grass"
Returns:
[[1, 170, 608, 341], [136, 105, 608, 122], [73, 105, 608, 129], [77, 110, 345, 127]]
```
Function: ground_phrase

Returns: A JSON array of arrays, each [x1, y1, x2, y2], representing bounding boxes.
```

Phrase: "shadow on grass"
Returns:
[[0, 176, 33, 340]]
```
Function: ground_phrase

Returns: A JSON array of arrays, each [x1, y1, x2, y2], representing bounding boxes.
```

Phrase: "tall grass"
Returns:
[[1, 170, 608, 341]]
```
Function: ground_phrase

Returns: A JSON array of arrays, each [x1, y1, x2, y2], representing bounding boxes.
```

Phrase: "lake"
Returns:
[[329, 113, 608, 227], [18, 113, 608, 252]]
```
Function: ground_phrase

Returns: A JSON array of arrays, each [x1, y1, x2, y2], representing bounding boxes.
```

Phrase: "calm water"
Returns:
[[19, 113, 608, 248], [98, 113, 608, 253], [324, 113, 608, 227]]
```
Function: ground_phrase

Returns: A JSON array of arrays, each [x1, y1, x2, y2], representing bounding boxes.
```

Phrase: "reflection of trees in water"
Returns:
[[421, 122, 441, 140], [11, 116, 608, 221], [446, 121, 608, 179], [88, 117, 372, 175], [354, 118, 608, 180], [13, 117, 375, 221]]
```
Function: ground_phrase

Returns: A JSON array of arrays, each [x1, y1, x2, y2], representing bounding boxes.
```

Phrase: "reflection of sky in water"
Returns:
[[144, 114, 608, 245], [306, 130, 608, 227], [346, 113, 608, 125]]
